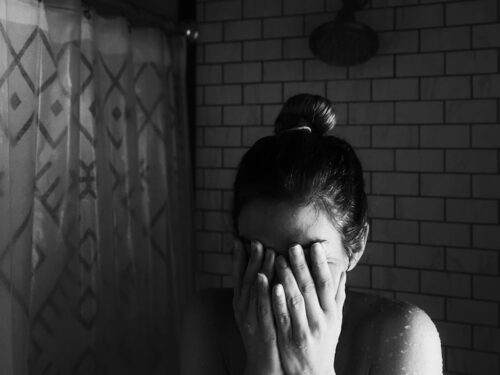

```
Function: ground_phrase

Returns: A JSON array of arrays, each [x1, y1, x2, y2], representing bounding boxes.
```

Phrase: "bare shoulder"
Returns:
[[351, 292, 442, 375], [180, 288, 234, 375]]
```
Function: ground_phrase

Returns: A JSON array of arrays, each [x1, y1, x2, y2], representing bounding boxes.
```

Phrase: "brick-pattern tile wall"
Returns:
[[194, 0, 500, 373]]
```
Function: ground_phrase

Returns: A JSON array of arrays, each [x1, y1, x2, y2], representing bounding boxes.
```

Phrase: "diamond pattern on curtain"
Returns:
[[0, 1, 193, 375]]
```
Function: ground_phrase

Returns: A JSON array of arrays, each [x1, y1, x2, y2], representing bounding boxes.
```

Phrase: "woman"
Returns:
[[181, 94, 442, 375]]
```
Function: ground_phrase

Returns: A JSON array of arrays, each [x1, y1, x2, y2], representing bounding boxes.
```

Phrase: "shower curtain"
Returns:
[[0, 1, 194, 374]]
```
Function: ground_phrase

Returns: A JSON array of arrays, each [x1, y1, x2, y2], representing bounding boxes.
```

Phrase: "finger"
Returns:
[[335, 271, 347, 315], [275, 255, 308, 343], [261, 248, 275, 282], [240, 240, 264, 312], [310, 242, 336, 312], [272, 283, 290, 343], [288, 244, 322, 325], [232, 238, 246, 304], [256, 273, 276, 341], [246, 277, 258, 333]]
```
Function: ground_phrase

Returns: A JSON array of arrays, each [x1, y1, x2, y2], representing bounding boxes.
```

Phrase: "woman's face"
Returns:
[[237, 199, 350, 278]]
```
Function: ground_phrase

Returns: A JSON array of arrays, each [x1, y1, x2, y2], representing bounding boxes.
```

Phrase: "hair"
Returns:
[[233, 93, 368, 257]]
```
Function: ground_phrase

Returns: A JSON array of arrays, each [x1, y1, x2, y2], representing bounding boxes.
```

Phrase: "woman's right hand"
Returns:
[[232, 239, 284, 375]]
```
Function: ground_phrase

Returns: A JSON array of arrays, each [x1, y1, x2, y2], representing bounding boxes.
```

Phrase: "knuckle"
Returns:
[[309, 322, 320, 335], [310, 319, 325, 336], [299, 279, 316, 295], [258, 304, 268, 318], [288, 294, 304, 310], [317, 277, 333, 290], [244, 322, 256, 335], [292, 259, 308, 271], [262, 332, 276, 343], [278, 312, 289, 326], [293, 333, 309, 349]]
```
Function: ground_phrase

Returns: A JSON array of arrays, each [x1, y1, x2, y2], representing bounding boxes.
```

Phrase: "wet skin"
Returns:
[[180, 200, 443, 375]]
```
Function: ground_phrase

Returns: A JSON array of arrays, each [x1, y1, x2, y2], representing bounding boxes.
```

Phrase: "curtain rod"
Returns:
[[38, 0, 199, 41], [87, 0, 199, 41]]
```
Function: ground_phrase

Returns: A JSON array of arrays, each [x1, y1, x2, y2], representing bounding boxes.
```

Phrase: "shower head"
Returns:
[[309, 0, 378, 67]]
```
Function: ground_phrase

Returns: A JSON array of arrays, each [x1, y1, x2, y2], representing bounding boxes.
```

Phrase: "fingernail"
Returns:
[[251, 240, 261, 257], [265, 248, 275, 261], [257, 272, 267, 284], [274, 283, 283, 296], [289, 245, 302, 259], [311, 242, 323, 256], [276, 255, 287, 269]]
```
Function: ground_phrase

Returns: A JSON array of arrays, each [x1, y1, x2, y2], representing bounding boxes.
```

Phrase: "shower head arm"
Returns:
[[336, 0, 366, 22]]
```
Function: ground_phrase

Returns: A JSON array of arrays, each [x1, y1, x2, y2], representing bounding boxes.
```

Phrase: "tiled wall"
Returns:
[[193, 0, 500, 373]]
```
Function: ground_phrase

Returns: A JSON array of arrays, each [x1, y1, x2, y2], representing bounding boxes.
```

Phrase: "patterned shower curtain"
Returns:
[[0, 1, 194, 374]]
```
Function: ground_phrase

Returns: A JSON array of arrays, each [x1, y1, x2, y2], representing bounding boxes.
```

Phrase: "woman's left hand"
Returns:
[[272, 242, 346, 375]]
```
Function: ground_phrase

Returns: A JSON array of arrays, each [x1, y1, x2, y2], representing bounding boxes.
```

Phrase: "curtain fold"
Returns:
[[0, 1, 194, 374]]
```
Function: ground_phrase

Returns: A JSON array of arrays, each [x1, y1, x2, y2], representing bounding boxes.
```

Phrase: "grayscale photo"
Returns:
[[0, 0, 498, 374]]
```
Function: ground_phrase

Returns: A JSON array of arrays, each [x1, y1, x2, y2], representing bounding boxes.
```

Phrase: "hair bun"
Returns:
[[274, 94, 336, 136]]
